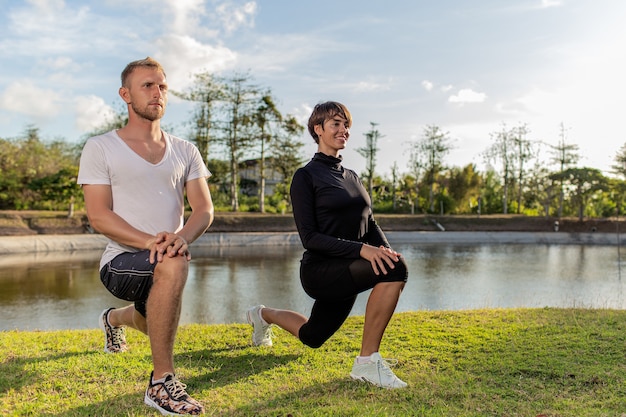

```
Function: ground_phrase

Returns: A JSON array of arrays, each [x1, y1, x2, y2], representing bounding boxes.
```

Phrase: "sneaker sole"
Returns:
[[144, 393, 183, 416], [349, 373, 407, 389], [99, 308, 113, 354]]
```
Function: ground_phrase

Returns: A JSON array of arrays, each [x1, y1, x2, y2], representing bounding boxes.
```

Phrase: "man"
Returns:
[[78, 57, 213, 416]]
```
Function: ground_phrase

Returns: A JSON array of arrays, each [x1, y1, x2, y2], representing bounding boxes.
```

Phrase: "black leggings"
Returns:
[[298, 256, 408, 348]]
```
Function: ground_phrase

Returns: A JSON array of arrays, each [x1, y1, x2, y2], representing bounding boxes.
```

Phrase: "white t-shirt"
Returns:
[[77, 130, 211, 269]]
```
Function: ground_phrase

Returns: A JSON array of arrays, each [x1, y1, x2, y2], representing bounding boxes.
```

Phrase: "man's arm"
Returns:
[[177, 177, 214, 245], [157, 177, 214, 260], [83, 183, 156, 249]]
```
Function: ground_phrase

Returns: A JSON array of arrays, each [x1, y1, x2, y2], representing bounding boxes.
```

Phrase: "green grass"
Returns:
[[2, 309, 626, 416]]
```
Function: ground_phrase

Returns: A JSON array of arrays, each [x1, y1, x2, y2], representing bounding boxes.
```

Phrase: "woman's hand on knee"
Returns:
[[360, 244, 401, 276]]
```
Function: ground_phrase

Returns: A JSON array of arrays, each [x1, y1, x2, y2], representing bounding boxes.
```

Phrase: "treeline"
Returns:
[[2, 72, 626, 219]]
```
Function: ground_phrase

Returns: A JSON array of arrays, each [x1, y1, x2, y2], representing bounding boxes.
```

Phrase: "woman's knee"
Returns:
[[298, 325, 332, 349], [386, 258, 408, 283], [299, 333, 329, 349]]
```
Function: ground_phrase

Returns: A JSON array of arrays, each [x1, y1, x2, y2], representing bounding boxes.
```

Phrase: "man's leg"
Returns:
[[109, 305, 147, 334], [146, 254, 188, 378]]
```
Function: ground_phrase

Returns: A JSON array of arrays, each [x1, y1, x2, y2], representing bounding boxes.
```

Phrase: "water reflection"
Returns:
[[1, 243, 624, 331]]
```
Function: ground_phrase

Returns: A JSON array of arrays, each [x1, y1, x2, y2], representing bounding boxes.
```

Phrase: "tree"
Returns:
[[253, 94, 282, 213], [0, 126, 81, 210], [446, 164, 481, 214], [525, 161, 557, 217], [219, 73, 261, 211], [479, 169, 504, 214], [612, 142, 626, 179], [407, 146, 424, 213], [484, 124, 516, 214], [398, 173, 419, 214], [172, 72, 224, 166], [411, 125, 454, 212], [390, 162, 400, 211], [29, 167, 82, 213], [512, 124, 534, 214], [269, 115, 305, 211], [549, 122, 580, 217], [550, 167, 607, 221], [356, 122, 382, 197]]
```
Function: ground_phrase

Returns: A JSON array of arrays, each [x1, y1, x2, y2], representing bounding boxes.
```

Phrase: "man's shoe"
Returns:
[[99, 307, 128, 353], [350, 352, 408, 389], [246, 305, 273, 346], [144, 372, 204, 416]]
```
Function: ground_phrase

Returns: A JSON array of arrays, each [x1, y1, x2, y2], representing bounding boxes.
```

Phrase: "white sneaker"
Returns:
[[246, 305, 273, 347], [350, 352, 407, 389]]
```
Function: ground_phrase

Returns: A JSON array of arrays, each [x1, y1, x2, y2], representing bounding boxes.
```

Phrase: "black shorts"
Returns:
[[99, 250, 156, 317]]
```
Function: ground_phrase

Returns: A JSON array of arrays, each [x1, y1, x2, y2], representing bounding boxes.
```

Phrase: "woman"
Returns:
[[247, 101, 408, 389]]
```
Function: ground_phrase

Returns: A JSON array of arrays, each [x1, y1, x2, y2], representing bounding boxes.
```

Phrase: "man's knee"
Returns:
[[154, 255, 189, 282]]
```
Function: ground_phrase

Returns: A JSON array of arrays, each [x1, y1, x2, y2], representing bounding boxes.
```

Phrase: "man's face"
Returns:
[[123, 67, 168, 121]]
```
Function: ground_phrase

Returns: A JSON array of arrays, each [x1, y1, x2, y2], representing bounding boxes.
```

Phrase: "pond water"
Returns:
[[1, 241, 624, 331]]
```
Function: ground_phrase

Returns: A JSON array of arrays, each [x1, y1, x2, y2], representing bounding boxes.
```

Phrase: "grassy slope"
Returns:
[[2, 309, 626, 416]]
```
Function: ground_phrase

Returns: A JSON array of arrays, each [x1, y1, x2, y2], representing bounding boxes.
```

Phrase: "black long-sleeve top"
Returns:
[[290, 152, 390, 263]]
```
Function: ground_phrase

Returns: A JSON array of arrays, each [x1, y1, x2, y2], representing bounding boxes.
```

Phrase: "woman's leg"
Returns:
[[346, 257, 407, 356], [261, 307, 307, 338], [360, 281, 405, 356], [260, 294, 356, 349]]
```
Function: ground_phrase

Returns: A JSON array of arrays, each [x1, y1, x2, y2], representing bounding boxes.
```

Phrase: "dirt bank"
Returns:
[[0, 211, 623, 236]]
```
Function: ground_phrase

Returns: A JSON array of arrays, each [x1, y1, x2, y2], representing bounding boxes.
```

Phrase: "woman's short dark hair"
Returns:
[[307, 101, 352, 143]]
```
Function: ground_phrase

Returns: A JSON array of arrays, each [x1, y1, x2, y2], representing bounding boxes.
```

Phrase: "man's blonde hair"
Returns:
[[120, 57, 166, 87]]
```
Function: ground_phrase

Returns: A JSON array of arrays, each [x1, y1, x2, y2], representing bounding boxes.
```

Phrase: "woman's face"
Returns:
[[314, 114, 350, 157]]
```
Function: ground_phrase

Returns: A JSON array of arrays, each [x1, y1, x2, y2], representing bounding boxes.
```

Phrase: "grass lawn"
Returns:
[[2, 308, 626, 416]]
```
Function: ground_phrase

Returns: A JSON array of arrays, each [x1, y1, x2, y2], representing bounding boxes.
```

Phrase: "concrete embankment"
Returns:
[[0, 231, 622, 256]]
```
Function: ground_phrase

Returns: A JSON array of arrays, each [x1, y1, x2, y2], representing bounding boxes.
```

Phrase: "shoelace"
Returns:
[[164, 376, 188, 400], [110, 327, 125, 346], [262, 325, 274, 341], [377, 357, 399, 376]]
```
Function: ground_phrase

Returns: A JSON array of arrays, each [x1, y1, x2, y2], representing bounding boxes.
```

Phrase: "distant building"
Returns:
[[238, 158, 284, 196]]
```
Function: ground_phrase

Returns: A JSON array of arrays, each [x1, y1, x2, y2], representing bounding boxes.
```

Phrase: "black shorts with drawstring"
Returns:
[[99, 250, 156, 317]]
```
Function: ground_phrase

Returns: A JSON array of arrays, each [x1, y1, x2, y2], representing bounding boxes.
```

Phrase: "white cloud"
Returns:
[[154, 34, 238, 89], [354, 78, 393, 92], [73, 95, 116, 132], [441, 84, 453, 93], [7, 2, 89, 43], [163, 0, 207, 36], [421, 80, 433, 91], [540, 0, 562, 8], [448, 89, 487, 104], [0, 80, 62, 119], [24, 0, 65, 13], [39, 56, 79, 71], [216, 1, 257, 34]]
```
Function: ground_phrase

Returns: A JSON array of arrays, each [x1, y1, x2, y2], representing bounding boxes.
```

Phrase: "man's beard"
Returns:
[[130, 102, 165, 121]]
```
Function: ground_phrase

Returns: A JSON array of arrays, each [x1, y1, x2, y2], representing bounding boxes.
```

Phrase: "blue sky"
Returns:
[[1, 0, 624, 177]]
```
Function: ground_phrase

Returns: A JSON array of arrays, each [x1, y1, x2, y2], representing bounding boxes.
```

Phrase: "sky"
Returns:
[[1, 0, 625, 178]]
